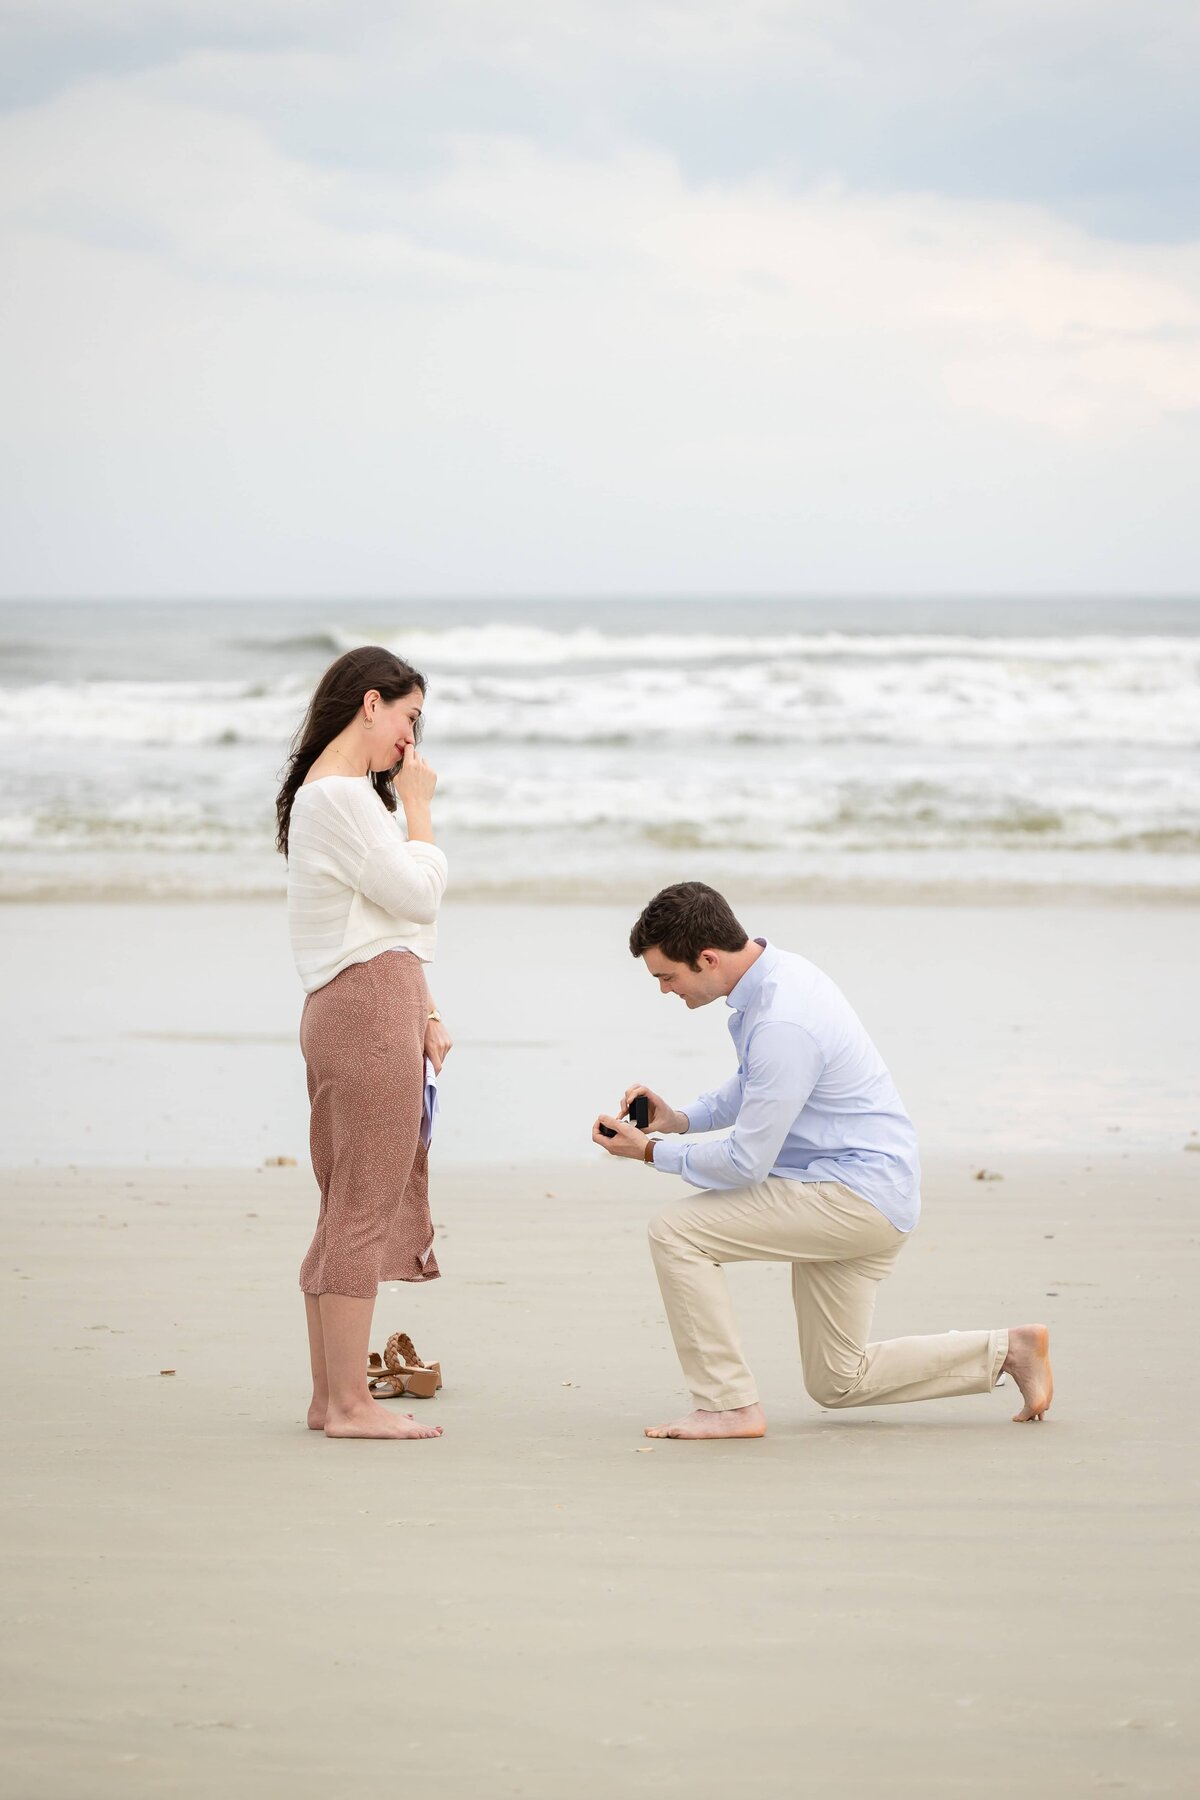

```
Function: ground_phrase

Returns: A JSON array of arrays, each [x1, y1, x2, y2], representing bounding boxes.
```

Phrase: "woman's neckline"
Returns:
[[298, 773, 371, 790]]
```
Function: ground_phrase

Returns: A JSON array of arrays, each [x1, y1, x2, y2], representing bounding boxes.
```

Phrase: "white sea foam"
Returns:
[[5, 750, 1198, 859], [358, 621, 1200, 669], [1, 635, 1197, 749], [3, 612, 1198, 896]]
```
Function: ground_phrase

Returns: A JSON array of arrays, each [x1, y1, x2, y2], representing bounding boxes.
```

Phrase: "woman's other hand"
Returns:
[[424, 1014, 453, 1074]]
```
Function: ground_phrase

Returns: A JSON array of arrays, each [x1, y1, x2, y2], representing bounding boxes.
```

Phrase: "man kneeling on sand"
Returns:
[[592, 882, 1053, 1441]]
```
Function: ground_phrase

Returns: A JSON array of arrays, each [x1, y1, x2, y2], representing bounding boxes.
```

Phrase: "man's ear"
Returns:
[[699, 948, 720, 971]]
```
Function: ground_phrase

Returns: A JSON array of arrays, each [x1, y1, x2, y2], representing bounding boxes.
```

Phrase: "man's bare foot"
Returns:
[[1002, 1324, 1053, 1422], [644, 1403, 766, 1440], [324, 1399, 443, 1440]]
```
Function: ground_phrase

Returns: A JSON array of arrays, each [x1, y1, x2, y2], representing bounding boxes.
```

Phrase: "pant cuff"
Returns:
[[990, 1329, 1009, 1389], [691, 1389, 760, 1412]]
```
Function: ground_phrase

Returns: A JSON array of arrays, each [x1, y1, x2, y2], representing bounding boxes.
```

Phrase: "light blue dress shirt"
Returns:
[[651, 939, 921, 1232]]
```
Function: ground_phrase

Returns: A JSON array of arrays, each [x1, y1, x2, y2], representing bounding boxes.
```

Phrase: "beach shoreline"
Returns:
[[3, 897, 1196, 1169], [4, 877, 1200, 905]]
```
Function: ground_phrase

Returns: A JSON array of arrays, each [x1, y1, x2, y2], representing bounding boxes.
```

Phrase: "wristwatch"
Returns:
[[643, 1140, 656, 1165]]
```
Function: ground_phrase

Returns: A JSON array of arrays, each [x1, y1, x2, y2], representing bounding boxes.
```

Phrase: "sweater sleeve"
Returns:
[[333, 782, 449, 925]]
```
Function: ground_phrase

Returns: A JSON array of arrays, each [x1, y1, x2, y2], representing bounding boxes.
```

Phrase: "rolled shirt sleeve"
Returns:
[[653, 1022, 825, 1190]]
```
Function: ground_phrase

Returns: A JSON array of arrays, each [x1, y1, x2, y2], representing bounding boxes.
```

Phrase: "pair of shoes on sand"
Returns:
[[367, 1331, 443, 1400]]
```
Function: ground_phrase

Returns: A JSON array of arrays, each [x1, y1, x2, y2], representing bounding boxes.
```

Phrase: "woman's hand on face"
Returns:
[[424, 1015, 453, 1074], [396, 748, 438, 808]]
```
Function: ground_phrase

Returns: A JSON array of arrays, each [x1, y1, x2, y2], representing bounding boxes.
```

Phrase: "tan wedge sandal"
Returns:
[[383, 1331, 443, 1399], [366, 1351, 409, 1399]]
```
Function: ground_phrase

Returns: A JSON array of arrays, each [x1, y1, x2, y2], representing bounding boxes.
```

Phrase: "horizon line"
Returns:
[[2, 591, 1199, 606]]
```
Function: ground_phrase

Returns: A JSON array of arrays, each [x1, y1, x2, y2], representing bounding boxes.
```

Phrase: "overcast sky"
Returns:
[[2, 1, 1198, 599]]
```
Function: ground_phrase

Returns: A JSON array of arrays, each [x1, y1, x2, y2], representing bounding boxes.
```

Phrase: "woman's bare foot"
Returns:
[[644, 1403, 766, 1440], [307, 1400, 326, 1431], [324, 1399, 442, 1440], [1002, 1324, 1053, 1421]]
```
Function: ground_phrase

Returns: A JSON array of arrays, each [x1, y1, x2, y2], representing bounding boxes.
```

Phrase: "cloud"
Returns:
[[5, 73, 1197, 421], [6, 3, 1200, 238], [0, 11, 1198, 594]]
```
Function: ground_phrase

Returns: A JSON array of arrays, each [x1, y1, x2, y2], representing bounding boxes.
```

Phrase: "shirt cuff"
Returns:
[[679, 1097, 713, 1133], [649, 1137, 687, 1176]]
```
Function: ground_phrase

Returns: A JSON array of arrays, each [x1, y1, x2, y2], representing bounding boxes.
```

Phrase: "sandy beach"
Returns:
[[2, 896, 1198, 1796], [2, 1146, 1197, 1798]]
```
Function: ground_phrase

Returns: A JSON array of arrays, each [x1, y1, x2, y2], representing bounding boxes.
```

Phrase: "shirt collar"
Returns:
[[726, 937, 777, 1012]]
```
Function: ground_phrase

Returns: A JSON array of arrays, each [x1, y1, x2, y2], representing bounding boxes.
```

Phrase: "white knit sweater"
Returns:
[[286, 776, 449, 993]]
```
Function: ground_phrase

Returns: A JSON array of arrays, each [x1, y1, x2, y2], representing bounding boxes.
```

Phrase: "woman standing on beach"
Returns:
[[276, 646, 449, 1440]]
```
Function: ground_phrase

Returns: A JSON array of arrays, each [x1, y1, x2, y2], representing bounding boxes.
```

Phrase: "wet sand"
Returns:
[[2, 1151, 1196, 1798], [3, 899, 1198, 1166]]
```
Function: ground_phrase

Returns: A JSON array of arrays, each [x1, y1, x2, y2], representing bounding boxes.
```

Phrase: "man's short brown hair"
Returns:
[[629, 882, 749, 969]]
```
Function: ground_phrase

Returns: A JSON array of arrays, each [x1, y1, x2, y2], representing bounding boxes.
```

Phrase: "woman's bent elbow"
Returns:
[[405, 886, 442, 924]]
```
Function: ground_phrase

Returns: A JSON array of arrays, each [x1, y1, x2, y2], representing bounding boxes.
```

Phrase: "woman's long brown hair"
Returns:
[[275, 645, 426, 856]]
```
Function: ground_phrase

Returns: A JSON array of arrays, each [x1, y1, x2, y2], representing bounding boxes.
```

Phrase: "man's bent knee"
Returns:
[[803, 1365, 861, 1410], [647, 1210, 711, 1264], [647, 1212, 683, 1254]]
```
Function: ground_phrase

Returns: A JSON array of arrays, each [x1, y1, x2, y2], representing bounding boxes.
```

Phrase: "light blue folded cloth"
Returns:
[[420, 1056, 439, 1149]]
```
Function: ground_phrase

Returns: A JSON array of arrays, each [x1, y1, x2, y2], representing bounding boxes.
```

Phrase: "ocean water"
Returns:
[[1, 596, 1198, 901]]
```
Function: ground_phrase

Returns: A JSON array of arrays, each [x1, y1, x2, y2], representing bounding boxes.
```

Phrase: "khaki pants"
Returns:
[[648, 1176, 1007, 1411]]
